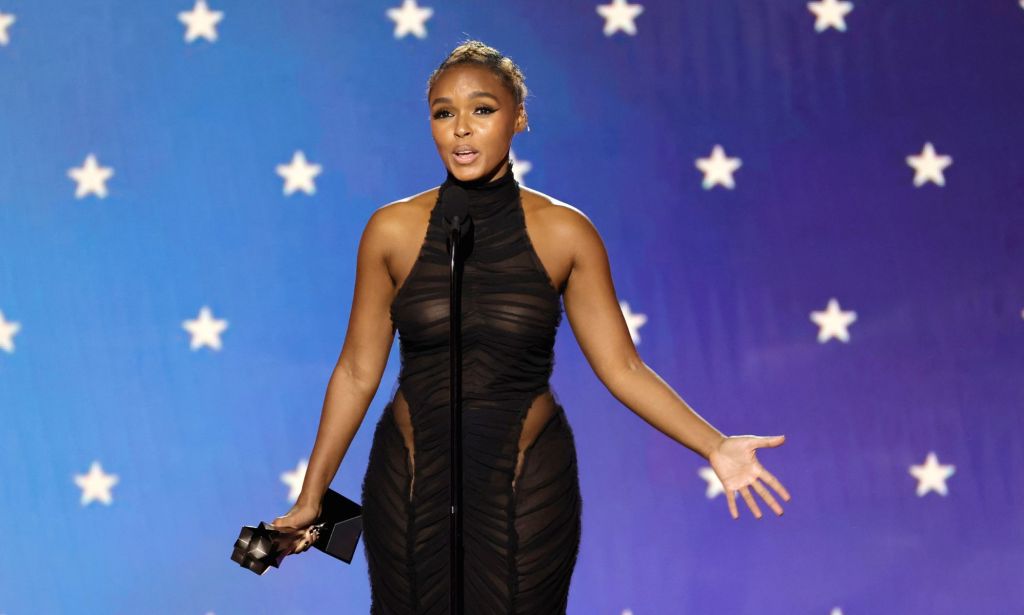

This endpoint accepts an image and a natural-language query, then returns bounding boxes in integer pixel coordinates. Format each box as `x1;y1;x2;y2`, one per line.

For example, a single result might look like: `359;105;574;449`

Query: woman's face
428;64;526;183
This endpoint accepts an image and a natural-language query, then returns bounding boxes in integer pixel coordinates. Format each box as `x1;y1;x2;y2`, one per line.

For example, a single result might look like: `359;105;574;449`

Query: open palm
708;434;791;519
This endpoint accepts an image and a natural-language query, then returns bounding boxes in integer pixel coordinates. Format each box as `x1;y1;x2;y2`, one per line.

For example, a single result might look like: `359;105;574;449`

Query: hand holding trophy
231;488;363;575
270;502;322;556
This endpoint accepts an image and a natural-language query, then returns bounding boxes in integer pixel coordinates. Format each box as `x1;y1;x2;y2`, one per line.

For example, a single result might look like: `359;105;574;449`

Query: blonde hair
426;40;529;114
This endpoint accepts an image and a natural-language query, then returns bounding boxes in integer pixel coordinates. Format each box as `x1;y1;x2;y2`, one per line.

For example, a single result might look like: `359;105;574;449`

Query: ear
514;104;528;134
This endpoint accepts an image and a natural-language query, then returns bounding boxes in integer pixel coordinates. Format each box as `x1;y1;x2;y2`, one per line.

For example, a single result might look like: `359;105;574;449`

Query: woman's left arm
558;207;791;518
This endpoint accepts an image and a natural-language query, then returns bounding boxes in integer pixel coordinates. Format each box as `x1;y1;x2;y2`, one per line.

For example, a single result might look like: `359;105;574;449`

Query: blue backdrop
1;1;1022;613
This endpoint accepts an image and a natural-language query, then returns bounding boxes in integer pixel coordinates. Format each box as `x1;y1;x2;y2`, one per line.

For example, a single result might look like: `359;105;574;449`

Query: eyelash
432;106;496;120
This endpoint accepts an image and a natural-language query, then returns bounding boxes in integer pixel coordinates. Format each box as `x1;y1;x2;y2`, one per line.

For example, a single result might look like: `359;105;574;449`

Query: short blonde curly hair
426;39;529;112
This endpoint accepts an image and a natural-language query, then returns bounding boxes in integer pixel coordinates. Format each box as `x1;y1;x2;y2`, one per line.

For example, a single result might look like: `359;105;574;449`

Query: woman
270;40;791;613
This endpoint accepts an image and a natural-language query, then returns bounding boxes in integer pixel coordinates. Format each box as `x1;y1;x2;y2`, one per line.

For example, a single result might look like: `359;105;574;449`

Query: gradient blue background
1;0;1022;613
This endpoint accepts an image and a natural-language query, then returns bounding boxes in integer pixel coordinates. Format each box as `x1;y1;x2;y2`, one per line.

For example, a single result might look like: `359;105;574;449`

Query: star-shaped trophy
232;488;362;575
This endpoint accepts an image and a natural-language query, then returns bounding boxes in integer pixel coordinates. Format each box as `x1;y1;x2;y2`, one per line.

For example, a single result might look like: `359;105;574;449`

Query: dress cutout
360;160;583;614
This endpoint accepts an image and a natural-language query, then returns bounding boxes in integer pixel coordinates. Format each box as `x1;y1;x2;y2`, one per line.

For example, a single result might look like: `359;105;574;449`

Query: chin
464;158;508;180
448;165;470;177
448;165;485;181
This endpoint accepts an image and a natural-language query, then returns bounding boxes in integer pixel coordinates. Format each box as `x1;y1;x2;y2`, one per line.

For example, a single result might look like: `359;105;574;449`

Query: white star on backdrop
178;0;224;43
509;149;532;185
68;154;115;199
596;0;645;37
0;310;20;353
831;609;844;615
620;301;648;344
810;298;857;343
909;451;955;496
387;0;433;39
276;150;323;196
281;459;308;502
182;306;229;350
807;0;853;32
0;11;15;46
74;461;120;506
906;142;952;187
698;466;726;498
695;144;742;190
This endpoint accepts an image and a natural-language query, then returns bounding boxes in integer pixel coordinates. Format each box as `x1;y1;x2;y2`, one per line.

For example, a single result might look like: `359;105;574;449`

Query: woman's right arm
291;205;401;513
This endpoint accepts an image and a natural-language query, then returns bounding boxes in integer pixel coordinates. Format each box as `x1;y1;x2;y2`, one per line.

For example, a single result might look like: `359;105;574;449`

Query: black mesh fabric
360;160;583;614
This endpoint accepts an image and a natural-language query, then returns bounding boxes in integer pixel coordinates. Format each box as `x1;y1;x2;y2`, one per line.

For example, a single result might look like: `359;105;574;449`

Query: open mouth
453;150;479;164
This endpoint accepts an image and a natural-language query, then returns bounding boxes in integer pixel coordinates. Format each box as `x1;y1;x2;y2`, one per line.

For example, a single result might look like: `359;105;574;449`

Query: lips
452;148;480;164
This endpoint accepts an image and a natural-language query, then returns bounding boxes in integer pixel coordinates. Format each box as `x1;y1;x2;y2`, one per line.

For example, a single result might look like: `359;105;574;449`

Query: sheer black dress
360;160;583;614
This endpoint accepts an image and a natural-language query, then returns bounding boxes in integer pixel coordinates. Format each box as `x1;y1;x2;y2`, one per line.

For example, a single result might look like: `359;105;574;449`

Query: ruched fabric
360;161;582;614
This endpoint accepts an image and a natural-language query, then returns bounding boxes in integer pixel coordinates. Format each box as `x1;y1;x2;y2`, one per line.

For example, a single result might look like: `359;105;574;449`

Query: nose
454;114;471;137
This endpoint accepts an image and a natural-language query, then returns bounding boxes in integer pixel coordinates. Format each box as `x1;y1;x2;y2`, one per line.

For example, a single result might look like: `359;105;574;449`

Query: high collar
441;157;520;217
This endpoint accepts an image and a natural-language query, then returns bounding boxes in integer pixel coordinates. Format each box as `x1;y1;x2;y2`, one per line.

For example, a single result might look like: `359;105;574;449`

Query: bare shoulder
374;186;440;224
366;186;441;250
364;187;442;288
520;186;600;250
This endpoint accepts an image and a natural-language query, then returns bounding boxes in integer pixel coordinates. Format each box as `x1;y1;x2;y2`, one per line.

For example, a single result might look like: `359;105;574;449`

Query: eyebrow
430;91;500;106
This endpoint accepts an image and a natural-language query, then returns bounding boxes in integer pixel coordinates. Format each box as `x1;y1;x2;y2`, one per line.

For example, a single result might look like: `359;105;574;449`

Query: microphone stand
447;212;466;615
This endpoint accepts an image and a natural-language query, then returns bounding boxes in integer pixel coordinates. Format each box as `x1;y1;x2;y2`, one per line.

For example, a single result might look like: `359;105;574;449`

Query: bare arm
294;206;400;509
560;209;726;460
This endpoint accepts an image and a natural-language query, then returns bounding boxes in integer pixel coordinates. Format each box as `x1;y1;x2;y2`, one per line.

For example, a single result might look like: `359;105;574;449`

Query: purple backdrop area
1;0;1022;613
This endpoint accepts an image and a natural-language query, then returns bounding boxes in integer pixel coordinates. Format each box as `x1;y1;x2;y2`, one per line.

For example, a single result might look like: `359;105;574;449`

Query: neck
440;155;519;218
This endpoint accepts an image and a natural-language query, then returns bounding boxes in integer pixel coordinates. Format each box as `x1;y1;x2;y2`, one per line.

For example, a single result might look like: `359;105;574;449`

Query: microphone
439;181;472;613
440;185;474;257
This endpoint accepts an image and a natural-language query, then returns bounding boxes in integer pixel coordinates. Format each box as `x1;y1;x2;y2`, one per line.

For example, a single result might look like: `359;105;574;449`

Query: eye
432;106;497;120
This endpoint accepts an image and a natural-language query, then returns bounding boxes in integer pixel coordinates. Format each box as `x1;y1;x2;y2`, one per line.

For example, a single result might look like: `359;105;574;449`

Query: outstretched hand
708;434;791;519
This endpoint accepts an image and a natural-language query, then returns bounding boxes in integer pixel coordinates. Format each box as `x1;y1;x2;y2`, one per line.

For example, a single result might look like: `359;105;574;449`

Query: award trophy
231;488;362;575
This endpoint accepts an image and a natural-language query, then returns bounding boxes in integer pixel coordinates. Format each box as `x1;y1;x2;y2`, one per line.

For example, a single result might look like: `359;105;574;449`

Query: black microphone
439;181;473;613
440;185;473;256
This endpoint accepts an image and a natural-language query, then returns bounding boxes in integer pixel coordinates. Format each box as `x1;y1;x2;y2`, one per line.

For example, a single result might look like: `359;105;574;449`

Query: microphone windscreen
441;185;470;223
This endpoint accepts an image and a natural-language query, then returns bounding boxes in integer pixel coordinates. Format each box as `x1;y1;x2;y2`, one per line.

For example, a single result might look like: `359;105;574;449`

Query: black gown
360;160;583;614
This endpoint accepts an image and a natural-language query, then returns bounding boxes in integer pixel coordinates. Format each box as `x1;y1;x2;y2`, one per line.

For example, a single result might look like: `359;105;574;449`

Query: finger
725;490;739;519
757;467;791;501
760;435;786;448
740;486;762;519
750;478;783;516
